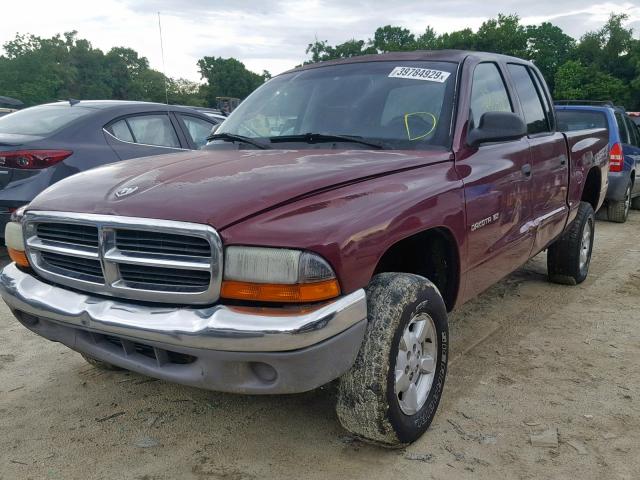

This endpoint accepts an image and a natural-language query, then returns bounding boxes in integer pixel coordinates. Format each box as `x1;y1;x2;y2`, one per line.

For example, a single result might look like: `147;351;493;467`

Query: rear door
506;63;569;254
104;112;188;160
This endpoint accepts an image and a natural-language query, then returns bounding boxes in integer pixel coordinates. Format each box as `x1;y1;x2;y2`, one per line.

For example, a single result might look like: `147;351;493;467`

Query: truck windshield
213;61;457;149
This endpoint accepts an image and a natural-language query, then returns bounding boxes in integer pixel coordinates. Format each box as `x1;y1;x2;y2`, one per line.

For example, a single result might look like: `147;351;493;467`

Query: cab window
507;64;550;135
469;63;512;130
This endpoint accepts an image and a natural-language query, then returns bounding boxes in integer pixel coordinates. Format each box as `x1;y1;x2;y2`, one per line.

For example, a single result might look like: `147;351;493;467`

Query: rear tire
81;354;123;371
607;183;631;223
336;273;448;446
547;201;595;285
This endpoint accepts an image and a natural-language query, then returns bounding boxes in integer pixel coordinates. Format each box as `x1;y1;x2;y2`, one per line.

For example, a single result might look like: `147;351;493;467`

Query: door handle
521;164;532;177
560;157;567;166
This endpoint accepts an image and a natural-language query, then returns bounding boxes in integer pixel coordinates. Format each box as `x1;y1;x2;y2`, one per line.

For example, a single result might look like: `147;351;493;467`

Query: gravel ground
0;213;638;480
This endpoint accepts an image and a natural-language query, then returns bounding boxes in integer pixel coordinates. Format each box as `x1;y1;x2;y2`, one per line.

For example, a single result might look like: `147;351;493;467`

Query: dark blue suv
556;102;640;223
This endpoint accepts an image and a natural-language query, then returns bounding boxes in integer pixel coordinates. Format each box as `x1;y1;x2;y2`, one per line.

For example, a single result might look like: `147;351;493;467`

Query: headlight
5;220;30;268
221;246;340;303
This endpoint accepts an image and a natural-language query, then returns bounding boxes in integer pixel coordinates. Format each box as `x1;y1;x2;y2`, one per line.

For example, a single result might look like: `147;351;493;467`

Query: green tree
475;14;528;58
554;60;628;104
525;22;575;90
197;56;269;105
371;25;416;52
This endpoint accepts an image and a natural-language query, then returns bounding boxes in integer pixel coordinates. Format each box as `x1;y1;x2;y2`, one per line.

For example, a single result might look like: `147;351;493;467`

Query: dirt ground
1;213;639;480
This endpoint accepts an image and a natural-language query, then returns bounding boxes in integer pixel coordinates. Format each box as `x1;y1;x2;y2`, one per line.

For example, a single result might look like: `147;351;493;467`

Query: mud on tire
336;273;449;446
547;201;595;285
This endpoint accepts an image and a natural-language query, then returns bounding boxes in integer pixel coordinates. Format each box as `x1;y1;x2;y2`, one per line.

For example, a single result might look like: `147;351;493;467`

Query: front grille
40;251;104;282
37;223;99;247
119;263;210;290
23;212;222;305
116;230;211;257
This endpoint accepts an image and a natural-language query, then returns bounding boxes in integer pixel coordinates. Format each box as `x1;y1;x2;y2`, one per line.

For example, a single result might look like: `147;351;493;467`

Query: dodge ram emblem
115;186;139;198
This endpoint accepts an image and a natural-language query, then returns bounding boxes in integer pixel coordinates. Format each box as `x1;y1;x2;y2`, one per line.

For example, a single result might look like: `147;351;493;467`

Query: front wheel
336;273;448;446
547;201;595;285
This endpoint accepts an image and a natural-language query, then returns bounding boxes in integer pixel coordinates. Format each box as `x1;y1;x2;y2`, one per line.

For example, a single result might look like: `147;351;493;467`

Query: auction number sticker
388;66;450;83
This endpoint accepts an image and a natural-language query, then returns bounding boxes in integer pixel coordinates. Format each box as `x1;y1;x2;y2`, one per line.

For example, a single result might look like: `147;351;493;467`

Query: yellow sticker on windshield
404;112;437;141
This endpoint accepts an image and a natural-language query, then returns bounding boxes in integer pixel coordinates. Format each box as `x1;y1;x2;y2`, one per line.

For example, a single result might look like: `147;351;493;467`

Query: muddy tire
607;183;631;223
81;354;123;371
547;201;595;285
336;273;448;446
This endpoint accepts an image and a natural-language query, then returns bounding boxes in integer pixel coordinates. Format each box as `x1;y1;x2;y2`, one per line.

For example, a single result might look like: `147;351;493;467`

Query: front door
458;62;534;299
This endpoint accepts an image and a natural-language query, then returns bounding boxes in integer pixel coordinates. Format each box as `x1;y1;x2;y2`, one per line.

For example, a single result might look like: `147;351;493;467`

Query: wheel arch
373;227;461;311
581;166;602;211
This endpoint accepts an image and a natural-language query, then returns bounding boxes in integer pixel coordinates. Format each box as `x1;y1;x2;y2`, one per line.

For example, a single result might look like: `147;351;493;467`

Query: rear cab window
0;104;93;136
106;114;180;148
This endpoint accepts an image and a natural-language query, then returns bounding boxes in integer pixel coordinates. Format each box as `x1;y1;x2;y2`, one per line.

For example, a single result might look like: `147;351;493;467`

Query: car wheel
547;201;595;285
336;272;448;446
81;353;124;371
607;183;631;223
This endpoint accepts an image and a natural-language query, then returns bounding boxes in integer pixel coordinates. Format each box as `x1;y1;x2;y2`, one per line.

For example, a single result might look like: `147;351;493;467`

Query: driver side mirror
467;111;526;147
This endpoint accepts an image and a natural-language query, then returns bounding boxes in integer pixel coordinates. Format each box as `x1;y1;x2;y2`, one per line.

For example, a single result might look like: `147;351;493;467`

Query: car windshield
213;60;458;149
0;104;93;136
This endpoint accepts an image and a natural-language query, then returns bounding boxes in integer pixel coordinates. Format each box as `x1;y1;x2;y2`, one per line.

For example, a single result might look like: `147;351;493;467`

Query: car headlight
5;217;29;268
221;246;340;303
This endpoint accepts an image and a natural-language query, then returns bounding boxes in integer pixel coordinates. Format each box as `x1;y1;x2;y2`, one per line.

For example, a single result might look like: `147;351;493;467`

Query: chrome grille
116;230;211;256
37;223;99;248
40;251;104;282
23;211;222;305
118;263;211;290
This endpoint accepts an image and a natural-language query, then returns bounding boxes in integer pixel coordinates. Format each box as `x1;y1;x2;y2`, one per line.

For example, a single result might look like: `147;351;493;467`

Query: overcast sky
2;1;639;81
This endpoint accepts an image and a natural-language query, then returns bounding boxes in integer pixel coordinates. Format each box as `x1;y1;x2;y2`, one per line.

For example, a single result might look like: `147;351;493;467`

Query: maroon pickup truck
1;51;608;445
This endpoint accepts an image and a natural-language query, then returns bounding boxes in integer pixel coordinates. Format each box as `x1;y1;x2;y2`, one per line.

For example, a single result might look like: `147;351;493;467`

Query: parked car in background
175;105;227;124
628;112;640;128
1;51;608;446
0;108;16;118
556;102;640;222
0;100;218;236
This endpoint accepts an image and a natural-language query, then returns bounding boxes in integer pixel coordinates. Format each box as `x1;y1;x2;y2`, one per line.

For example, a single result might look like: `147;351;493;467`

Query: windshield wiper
207;132;271;150
269;133;385;149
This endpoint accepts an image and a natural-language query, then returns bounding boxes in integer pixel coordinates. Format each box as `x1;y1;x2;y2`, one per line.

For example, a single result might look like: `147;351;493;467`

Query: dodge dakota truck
0;51;608;445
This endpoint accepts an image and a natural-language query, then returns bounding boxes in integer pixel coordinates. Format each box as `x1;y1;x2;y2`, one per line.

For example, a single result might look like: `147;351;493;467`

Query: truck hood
27;148;451;230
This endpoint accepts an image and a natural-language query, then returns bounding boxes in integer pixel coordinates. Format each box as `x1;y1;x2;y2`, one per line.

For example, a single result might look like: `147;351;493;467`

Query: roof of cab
284;50;534;75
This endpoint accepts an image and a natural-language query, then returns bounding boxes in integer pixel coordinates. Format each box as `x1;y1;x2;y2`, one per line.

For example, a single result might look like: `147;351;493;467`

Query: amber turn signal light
221;279;341;303
8;247;30;268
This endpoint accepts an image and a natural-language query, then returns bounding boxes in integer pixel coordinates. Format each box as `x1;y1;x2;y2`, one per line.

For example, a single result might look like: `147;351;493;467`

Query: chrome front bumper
0;263;367;352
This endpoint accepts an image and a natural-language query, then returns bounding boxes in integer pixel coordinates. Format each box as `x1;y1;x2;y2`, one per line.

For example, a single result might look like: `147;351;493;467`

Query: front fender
220;161;466;294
